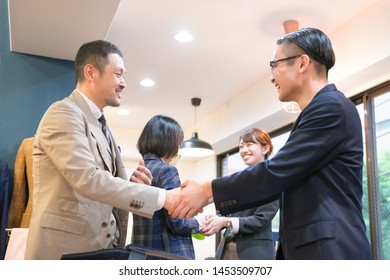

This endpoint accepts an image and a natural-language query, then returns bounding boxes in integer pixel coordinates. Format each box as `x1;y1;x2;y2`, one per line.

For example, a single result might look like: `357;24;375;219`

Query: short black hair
74;40;123;83
137;115;184;158
277;28;335;73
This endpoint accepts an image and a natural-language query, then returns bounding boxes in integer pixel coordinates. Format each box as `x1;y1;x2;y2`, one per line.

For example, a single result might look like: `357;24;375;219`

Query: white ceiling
8;0;381;131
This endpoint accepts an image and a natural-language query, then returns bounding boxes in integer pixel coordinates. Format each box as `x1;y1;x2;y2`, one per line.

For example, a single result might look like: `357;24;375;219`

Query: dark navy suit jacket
212;84;371;260
231;199;279;260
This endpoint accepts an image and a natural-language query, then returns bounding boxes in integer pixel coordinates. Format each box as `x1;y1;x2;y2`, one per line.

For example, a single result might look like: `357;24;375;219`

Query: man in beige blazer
24;40;173;260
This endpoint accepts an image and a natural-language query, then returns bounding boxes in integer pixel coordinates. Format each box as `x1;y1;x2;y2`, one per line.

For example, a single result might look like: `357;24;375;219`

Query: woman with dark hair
202;128;279;260
132;114;201;259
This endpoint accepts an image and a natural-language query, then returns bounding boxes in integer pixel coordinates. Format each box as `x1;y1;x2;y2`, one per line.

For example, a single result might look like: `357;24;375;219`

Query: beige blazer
24;90;160;260
8;137;34;228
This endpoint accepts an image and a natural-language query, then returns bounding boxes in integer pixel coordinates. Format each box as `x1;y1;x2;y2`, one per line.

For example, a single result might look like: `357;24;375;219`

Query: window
355;82;390;259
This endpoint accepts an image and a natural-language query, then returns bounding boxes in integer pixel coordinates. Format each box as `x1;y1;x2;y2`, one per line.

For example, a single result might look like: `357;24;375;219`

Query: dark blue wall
0;0;75;186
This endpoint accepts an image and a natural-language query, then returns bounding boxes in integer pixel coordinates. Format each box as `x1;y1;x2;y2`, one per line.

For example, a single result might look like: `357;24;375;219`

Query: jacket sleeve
238;199;279;234
165;213;200;235
157;164;200;235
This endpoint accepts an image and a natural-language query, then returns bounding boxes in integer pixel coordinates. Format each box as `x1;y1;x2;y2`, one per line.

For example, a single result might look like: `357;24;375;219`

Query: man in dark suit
167;28;372;259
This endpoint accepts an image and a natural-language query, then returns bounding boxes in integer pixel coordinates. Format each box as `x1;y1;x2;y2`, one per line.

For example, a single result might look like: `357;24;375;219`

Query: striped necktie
98;114;109;141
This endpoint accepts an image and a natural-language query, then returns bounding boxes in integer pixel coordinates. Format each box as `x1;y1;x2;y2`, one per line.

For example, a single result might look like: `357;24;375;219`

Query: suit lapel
70;91;115;174
94;127;115;174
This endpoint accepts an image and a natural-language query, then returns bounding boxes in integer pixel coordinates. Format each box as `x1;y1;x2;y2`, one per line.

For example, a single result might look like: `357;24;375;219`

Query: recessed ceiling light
174;31;193;43
118;108;130;115
139;78;155;87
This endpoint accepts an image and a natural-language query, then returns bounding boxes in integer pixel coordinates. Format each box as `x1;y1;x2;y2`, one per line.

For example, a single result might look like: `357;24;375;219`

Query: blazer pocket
40;213;87;235
292;219;335;248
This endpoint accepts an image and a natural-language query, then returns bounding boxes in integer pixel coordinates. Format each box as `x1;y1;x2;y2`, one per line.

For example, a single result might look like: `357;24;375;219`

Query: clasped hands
199;214;229;236
164;179;213;219
130;161;213;219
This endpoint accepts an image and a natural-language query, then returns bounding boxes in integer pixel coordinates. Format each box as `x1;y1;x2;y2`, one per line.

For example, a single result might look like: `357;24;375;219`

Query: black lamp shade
180;132;214;157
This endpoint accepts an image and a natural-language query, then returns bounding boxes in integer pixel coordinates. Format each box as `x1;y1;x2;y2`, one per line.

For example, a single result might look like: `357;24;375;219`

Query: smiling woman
201;128;279;260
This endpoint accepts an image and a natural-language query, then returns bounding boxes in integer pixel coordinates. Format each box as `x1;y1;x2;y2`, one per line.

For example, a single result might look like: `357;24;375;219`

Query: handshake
165;180;214;219
131;161;214;219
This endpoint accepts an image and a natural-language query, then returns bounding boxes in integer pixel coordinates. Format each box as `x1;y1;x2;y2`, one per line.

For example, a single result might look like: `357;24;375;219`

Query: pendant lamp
180;98;215;157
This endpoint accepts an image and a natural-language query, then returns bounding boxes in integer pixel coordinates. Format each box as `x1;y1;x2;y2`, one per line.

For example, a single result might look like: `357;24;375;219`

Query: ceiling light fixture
140;78;155;87
282;19;301;114
180;97;214;158
174;31;193;43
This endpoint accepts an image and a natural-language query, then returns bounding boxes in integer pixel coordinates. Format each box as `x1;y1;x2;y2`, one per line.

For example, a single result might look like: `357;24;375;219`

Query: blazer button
101;221;108;228
106;234;111;239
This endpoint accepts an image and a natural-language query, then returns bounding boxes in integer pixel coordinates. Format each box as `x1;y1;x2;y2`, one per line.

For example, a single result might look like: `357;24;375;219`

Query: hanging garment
8;137;34;228
0;160;11;259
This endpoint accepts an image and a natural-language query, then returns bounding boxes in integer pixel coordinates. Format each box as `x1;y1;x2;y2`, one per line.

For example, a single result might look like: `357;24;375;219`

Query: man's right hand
165;180;213;218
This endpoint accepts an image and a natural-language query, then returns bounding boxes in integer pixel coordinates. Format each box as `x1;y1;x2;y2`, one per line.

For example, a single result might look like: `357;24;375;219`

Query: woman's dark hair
277;27;335;74
137;114;184;158
74;40;123;83
239;128;273;160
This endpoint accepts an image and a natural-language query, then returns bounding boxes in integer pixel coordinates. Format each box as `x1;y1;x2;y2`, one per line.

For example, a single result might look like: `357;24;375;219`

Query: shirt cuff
156;189;166;211
230;217;239;234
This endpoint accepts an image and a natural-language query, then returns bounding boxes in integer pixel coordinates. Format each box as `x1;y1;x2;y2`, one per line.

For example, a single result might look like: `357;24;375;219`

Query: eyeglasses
269;55;302;72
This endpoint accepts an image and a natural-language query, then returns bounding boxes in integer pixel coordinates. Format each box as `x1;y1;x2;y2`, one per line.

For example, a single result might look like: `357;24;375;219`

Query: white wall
109;0;390;260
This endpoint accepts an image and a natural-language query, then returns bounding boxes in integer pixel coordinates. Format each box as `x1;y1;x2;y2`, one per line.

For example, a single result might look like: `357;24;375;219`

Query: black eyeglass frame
269;55;302;69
